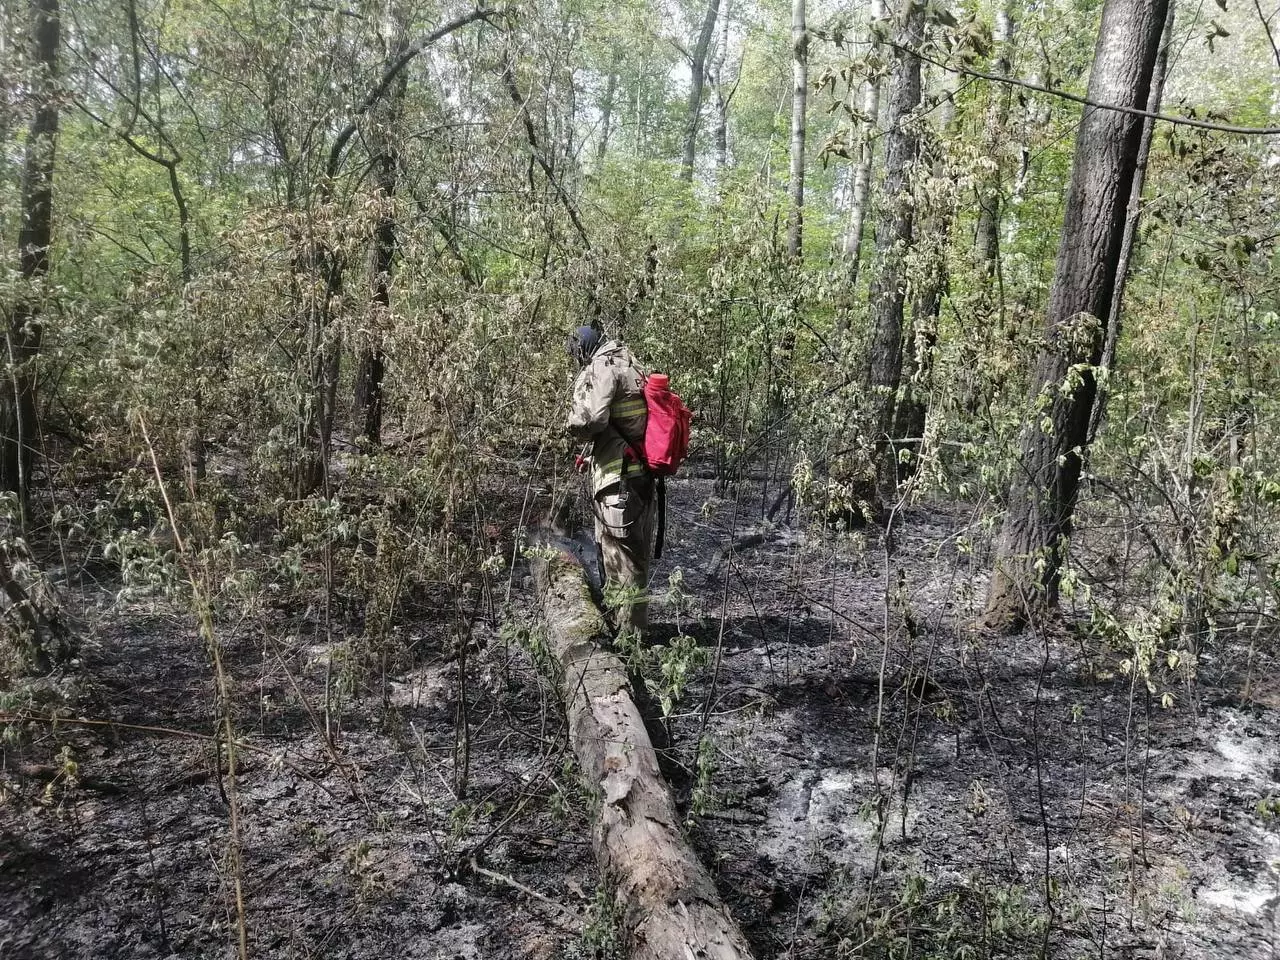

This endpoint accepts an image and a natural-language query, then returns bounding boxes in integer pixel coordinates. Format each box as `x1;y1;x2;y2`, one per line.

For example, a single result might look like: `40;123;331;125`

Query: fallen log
531;520;756;960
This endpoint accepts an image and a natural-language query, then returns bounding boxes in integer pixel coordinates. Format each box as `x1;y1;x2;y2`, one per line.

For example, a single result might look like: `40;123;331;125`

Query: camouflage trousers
593;476;657;636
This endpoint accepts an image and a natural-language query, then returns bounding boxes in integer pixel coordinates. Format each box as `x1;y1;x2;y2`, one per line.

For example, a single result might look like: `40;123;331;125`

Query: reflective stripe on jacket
567;339;648;494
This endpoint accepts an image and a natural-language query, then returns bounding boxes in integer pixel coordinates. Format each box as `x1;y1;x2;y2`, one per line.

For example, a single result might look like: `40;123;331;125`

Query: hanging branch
1253;0;1280;71
325;8;499;181
71;2;194;283
892;40;1280;136
500;49;593;249
76;99;192;283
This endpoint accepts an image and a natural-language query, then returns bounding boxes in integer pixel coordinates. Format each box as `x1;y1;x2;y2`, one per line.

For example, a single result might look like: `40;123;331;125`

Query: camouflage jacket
567;338;648;495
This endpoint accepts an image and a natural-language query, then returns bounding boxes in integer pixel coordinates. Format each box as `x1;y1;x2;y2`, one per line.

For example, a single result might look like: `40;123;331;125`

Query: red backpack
641;373;692;476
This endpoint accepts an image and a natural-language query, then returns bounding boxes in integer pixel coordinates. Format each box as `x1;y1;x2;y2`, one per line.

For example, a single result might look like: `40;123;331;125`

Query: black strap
654;476;666;560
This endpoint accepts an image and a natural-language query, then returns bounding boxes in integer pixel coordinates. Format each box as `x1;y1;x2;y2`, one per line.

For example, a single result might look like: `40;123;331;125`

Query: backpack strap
653;476;666;560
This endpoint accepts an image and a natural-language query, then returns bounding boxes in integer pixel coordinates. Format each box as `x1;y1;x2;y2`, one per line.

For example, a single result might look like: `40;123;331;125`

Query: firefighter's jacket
567;338;648;496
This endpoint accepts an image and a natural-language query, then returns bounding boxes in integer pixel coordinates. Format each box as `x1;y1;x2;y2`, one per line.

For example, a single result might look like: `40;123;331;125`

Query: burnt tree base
531;522;755;960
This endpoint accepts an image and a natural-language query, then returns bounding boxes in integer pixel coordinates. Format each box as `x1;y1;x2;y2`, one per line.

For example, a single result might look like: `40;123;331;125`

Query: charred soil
1;478;1276;959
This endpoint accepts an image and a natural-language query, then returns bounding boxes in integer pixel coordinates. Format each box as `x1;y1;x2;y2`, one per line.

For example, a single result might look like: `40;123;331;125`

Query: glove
574;454;589;474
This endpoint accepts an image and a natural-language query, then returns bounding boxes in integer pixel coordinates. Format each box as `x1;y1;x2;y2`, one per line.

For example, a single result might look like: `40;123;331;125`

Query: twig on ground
469;857;582;923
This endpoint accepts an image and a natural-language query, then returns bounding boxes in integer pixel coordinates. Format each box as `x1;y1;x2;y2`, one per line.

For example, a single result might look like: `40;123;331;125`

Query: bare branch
500;48;592;249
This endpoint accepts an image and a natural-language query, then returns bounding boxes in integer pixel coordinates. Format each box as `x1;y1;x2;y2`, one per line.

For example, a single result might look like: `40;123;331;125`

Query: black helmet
567;326;602;365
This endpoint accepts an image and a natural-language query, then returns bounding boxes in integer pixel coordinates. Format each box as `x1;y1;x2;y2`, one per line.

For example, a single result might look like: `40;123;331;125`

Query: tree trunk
985;0;1170;630
680;0;723;182
0;526;73;674
3;0;59;503
0;26;9;164
785;0;808;258
712;79;730;174
861;3;922;499
295;243;343;498
355;14;410;448
597;47;621;169
973;2;1013;280
531;516;756;960
892;74;956;475
839;0;886;303
353;233;390;447
1088;0;1175;441
709;0;732;178
299;9;491;488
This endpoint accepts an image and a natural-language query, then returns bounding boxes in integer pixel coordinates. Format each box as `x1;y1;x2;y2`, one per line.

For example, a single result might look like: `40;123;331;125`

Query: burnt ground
2;475;1279;959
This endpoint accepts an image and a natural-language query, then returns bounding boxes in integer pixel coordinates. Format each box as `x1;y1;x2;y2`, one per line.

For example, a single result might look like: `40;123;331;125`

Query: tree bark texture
1088;0;1175;441
786;0;808;258
3;0;59;501
531;523;756;960
985;0;1170;630
861;3;922;497
840;0;887;300
680;0;723;182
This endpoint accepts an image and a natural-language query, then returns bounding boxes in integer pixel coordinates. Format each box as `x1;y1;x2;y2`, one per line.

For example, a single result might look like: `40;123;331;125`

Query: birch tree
841;0;887;295
786;0;808;258
680;0;723;182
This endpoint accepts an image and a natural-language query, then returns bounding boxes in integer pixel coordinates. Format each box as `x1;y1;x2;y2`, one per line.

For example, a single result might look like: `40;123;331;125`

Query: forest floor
1;473;1278;959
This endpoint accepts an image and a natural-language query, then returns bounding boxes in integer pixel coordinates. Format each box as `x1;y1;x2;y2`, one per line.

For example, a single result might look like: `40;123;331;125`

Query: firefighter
566;325;656;636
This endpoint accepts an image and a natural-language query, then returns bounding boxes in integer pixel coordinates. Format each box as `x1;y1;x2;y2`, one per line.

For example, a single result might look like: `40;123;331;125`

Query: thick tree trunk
531;518;755;960
891;279;941;460
0;0;75;675
985;0;1169;630
861;4;922;498
1088;0;1175;441
352;219;393;448
712;80;730;173
839;0;886;304
680;0;723;182
785;0;808;258
3;0;59;502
